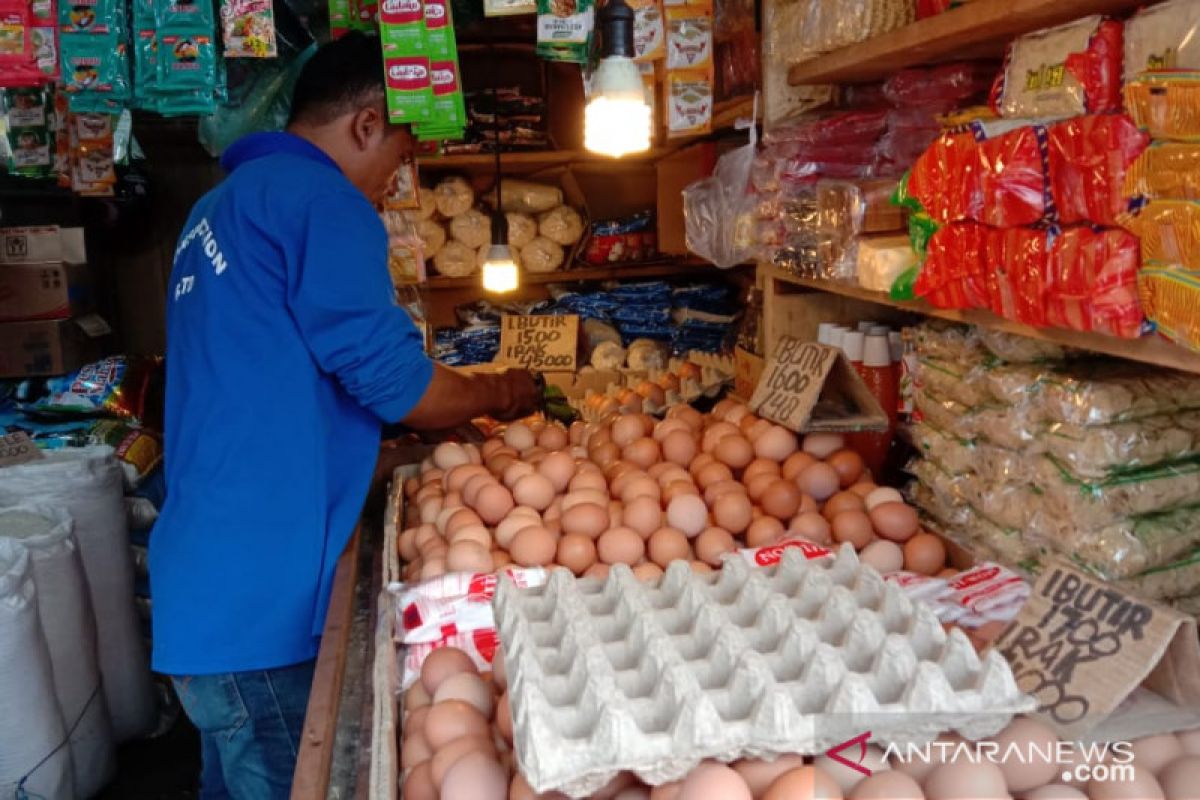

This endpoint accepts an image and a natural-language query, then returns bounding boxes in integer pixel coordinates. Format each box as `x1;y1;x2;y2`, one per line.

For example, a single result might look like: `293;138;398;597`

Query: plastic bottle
850;333;897;476
841;331;865;374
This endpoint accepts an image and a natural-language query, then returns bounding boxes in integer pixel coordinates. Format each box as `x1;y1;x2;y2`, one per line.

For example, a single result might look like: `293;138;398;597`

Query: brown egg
713;492;754;533
702;422;741;453
492;549;512;569
510;527;557;566
563;488;610;511
746;516;785;548
502;460;536;489
801;433;845;460
848;481;877;499
475;484;515;525
624;497;663;537
424;700;490;750
431;735;498;787
761;480;803;519
447;541;494;573
561;503;610;538
705;479;748;507
668;403;702;429
590;441;622;468
624;437;662;469
763;767;842;800
1158;755;1200;800
745;473;779;503
440;751;508;800
789;512;832;545
754;426;799;462
715;436;755;469
688;452;717;477
743;458;781;483
825;449;865;488
650;781;682;800
781;451;817;481
870;503;920;543
598;527;646;565
649;527;692;568
661;430;699;467
537;451;576;492
399;528;420;562
486;454;516;476
796;462;840;501
690;560;713;574
696;461;736;490
612;415;646;448
864;487;905;511
822;491;865;519
557;533;598;575
403;761;438;800
859;540;904;574
679;763;752;800
401;731;433;770
831;511;874;550
846;771;924;799
495;692;512;742
733;755;808;798
584;562;612;581
633;562;665;582
495;514;537;550
570;470;609;494
510;773;572;800
667;494;709;537
421;647;477;695
420;558;447;580
696;527;737;566
620;475;662;504
904;532;946;575
447;464;490;494
512;474;555;511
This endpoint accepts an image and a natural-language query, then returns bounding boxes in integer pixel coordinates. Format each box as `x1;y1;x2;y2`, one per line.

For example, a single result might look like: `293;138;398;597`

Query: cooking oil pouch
1125;71;1200;141
535;0;593;63
157;31;216;89
1125;142;1200;201
1121;199;1200;270
1139;265;1200;353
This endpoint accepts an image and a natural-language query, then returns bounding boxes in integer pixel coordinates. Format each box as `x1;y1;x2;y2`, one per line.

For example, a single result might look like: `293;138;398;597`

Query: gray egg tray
494;545;1035;797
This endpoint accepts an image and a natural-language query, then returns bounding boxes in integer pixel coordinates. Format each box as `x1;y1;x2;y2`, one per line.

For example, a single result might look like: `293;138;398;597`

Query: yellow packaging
1122;199;1200;269
665;4;711;71
1126;71;1200;141
1139;266;1200;352
639;61;657;133
666;68;711;138
630;0;664;61
1125;142;1200;200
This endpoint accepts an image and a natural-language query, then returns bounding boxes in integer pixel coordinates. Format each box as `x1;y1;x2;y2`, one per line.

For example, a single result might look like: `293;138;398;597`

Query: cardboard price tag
996;559;1200;738
0;431;44;466
748;338;887;433
497;314;579;372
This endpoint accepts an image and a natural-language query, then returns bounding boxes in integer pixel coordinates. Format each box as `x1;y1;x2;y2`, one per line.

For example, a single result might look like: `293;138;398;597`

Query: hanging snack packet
666;68;711;137
535;0;593;64
30;0;58;81
58;0;120;33
666;5;711;71
4;87;53;177
155;0;214;30
484;0;534;17
0;0;44;87
52;88;70;184
17;356;163;424
219;0;276;57
157;32;216;89
419;0;465;140
61;32;131;111
630;0;663;62
329;0;350;37
380;0;432;123
1139;266;1200;353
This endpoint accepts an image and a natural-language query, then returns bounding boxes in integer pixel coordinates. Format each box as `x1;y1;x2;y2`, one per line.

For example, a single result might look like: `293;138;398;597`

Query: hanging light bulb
481;239;519;293
585;0;650;158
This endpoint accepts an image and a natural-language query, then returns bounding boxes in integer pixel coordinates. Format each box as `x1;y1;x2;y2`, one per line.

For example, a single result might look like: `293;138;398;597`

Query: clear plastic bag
683;114;758;268
1119;548;1200;601
1034;360;1200;425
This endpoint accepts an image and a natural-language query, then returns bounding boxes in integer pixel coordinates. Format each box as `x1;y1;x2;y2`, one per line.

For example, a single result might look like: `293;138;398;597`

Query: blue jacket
149;132;433;675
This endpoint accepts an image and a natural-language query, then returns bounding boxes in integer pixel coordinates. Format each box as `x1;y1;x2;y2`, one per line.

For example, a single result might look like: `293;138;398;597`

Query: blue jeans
173;660;315;800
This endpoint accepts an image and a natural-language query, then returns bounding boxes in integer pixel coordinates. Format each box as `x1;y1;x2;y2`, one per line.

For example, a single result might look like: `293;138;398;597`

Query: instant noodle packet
1121;199;1200;269
1125;141;1200;200
1126;71;1200;141
1139;266;1200;352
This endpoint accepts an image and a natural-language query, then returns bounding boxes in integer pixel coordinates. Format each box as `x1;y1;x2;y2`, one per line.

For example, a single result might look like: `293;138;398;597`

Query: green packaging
417;0;464;139
380;0;432;123
157;32;216;89
536;0;593;63
3;87;53;178
60;31;131;111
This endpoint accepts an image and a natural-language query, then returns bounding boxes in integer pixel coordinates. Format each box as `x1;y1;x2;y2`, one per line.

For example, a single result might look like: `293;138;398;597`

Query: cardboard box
0;316;109;378
0;261;97;321
655;143;717;255
733;346;764;402
0;226;86;265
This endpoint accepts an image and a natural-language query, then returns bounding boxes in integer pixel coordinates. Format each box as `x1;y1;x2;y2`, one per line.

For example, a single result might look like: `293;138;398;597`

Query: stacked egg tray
495;545;1035;798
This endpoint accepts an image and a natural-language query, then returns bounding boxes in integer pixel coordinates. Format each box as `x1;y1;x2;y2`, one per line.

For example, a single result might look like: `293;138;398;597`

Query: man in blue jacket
149;32;539;799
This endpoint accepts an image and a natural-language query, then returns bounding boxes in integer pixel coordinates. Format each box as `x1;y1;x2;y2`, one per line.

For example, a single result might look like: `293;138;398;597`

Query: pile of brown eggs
401;642;1200;800
400;399;951;583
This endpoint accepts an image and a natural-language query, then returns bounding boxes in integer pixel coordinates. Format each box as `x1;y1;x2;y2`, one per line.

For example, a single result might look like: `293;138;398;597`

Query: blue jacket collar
221;132;341;174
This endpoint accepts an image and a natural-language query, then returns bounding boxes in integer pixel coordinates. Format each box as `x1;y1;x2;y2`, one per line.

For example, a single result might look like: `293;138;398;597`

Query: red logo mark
825;732;873;777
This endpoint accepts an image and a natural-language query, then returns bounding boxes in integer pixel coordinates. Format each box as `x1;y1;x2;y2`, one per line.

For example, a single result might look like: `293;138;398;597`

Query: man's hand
491;369;540;421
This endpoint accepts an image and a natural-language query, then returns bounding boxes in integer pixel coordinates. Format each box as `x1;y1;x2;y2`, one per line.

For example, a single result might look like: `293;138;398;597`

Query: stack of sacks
906;323;1200;612
411;176;585;279
1121;0;1200;352
904;14;1153;337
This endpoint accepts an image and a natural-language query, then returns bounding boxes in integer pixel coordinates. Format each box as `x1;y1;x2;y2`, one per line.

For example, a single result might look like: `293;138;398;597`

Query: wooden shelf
787;0;1153;84
420;259;745;289
417;148;674;170
762;266;1200;375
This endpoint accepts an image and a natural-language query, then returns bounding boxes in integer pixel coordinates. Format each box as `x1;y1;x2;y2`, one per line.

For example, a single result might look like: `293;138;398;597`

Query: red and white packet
885;563;1030;627
389;566;548;645
735;538;834;567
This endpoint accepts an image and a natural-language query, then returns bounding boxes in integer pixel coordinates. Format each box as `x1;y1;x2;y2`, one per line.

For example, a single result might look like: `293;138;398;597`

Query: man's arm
402;364;539;429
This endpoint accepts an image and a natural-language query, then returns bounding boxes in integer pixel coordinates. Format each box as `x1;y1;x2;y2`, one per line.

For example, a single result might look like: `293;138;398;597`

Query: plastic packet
1044;226;1143;339
219;0;275;56
1139;265;1200;353
1118;548;1200;602
682;113;755;267
420;0;467;141
735;538;833;568
58;0;121;33
1125;142;1200;201
156;32;216;89
995;16;1123;120
3;87;53;177
883;62;996;112
381;0;432;123
60;32;131;111
583;210;658;265
388;567;548;645
630;0;663;61
1122;199;1200;269
1125;71;1200;141
974;125;1047;227
536;0;593;63
16;355;163;425
666;5;711;71
1047;114;1148;227
69;111;117;194
1124;0;1200;83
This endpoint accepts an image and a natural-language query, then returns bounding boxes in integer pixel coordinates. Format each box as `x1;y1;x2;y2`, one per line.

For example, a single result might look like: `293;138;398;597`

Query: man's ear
350;105;386;150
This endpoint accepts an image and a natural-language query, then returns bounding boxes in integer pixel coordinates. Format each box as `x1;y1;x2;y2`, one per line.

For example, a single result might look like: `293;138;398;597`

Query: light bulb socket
491;207;508;246
599;0;635;59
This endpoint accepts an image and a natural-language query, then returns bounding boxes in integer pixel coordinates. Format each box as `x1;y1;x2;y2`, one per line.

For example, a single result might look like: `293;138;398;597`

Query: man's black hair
289;31;387;126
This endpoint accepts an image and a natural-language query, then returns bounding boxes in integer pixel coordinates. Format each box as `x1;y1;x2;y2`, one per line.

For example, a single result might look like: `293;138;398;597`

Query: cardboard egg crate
495;545;1034;798
550;353;733;421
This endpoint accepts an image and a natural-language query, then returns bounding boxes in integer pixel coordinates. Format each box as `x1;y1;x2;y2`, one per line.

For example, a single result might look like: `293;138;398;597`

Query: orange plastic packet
1121;199;1200;269
1124;142;1200;200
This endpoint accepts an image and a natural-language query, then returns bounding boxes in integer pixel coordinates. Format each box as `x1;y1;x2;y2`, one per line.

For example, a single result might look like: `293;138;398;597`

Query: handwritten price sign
0;431;44;467
497;314;579;372
749;338;840;431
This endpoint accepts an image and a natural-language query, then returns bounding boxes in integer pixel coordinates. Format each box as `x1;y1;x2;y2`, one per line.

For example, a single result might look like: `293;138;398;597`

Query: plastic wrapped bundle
433;176;475;218
1139;266;1200;352
0;447;155;742
433;241;477;278
1121;200;1200;270
1047;114;1148;227
538;206;585;246
0;505;116;797
1125;72;1200;141
1124;0;1200;82
416;218;446;260
520;237;565;273
1125;143;1200;201
506;212;537;249
449;209;491;249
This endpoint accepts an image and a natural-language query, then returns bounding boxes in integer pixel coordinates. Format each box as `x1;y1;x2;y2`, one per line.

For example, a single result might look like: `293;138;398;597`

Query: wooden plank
762;266;1200;375
291;526;362;800
787;0;1153;85
419;259;747;290
417;148;674;171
